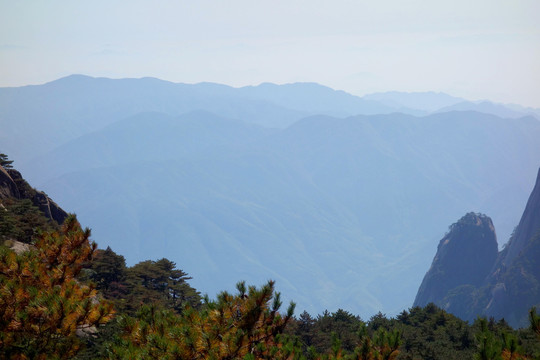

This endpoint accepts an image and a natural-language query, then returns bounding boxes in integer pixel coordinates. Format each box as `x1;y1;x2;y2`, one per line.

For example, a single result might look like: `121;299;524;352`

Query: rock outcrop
481;168;540;326
414;168;540;327
0;166;20;199
414;212;498;307
31;190;68;225
0;167;68;225
498;168;540;267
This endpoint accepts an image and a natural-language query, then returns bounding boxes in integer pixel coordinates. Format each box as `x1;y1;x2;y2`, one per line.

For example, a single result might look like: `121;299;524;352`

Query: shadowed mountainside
414;169;540;327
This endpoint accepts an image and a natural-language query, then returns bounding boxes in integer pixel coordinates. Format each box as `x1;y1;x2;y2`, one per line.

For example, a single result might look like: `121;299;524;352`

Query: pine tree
530;307;540;340
90;246;127;292
108;280;297;359
0;153;14;169
500;331;522;360
372;328;401;360
0;215;114;359
122;258;201;315
474;318;502;360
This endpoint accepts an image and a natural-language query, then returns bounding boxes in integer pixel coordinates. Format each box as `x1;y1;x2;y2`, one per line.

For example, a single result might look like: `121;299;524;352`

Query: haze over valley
2;75;540;317
3;2;540;358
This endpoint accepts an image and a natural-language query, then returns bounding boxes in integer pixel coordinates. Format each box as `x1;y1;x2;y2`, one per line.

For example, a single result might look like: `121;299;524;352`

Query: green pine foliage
531;308;540;339
0;198;58;244
0;216;114;359
0;156;62;245
105;281;297;359
0;153;14;169
86;246;127;294
123;258;201;314
85;251;201;316
283;304;540;360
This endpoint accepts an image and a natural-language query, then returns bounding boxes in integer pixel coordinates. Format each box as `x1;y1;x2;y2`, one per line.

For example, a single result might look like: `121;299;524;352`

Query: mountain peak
414;169;540;327
47;74;95;85
414;212;498;308
362;91;464;112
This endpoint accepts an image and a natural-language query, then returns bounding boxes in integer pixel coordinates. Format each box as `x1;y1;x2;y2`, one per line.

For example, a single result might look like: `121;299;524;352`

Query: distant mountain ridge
414;169;540;327
2;75;538;165
2;75;540;318
237;82;396;117
362;91;465;113
435;100;538;119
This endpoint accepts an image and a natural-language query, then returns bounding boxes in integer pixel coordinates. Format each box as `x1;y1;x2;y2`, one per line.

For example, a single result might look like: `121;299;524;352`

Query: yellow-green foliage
109;280;298;359
0;215;114;359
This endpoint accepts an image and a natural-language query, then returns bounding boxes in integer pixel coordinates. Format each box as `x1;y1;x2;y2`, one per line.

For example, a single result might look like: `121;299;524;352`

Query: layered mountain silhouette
415;169;540;327
435;101;539;119
362;91;464;113
0;74;398;163
2;75;540;318
2;75;537;164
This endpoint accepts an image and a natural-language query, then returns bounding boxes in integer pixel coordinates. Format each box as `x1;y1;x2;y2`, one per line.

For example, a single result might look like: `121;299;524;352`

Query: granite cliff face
497;168;540;267
414;213;498;308
0;167;20;199
482;168;540;326
0;166;67;225
415;169;540;327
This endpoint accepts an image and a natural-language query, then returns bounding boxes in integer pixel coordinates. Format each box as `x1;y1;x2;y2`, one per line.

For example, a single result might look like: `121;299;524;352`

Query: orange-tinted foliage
0;215;114;359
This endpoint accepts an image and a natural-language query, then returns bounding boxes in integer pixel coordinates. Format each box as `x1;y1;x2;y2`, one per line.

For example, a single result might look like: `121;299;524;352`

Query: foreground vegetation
1;217;539;359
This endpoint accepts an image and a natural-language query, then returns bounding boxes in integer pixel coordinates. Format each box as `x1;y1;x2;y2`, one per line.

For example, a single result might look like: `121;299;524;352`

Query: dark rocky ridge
414;168;540;327
0;167;67;225
0;167;20;199
481;168;540;326
414;212;498;307
498;168;540;267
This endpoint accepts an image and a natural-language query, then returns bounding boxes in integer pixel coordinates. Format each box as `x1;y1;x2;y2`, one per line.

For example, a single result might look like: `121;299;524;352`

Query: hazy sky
1;0;539;107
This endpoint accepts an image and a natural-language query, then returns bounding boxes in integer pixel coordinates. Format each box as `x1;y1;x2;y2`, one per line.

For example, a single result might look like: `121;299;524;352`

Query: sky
1;0;540;107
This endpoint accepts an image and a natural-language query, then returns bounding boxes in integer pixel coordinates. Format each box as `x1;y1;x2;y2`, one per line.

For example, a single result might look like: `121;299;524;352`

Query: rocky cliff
482;168;540;326
0;166;68;226
0;166;20;199
414;212;498;307
414;168;540;327
498;168;540;267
